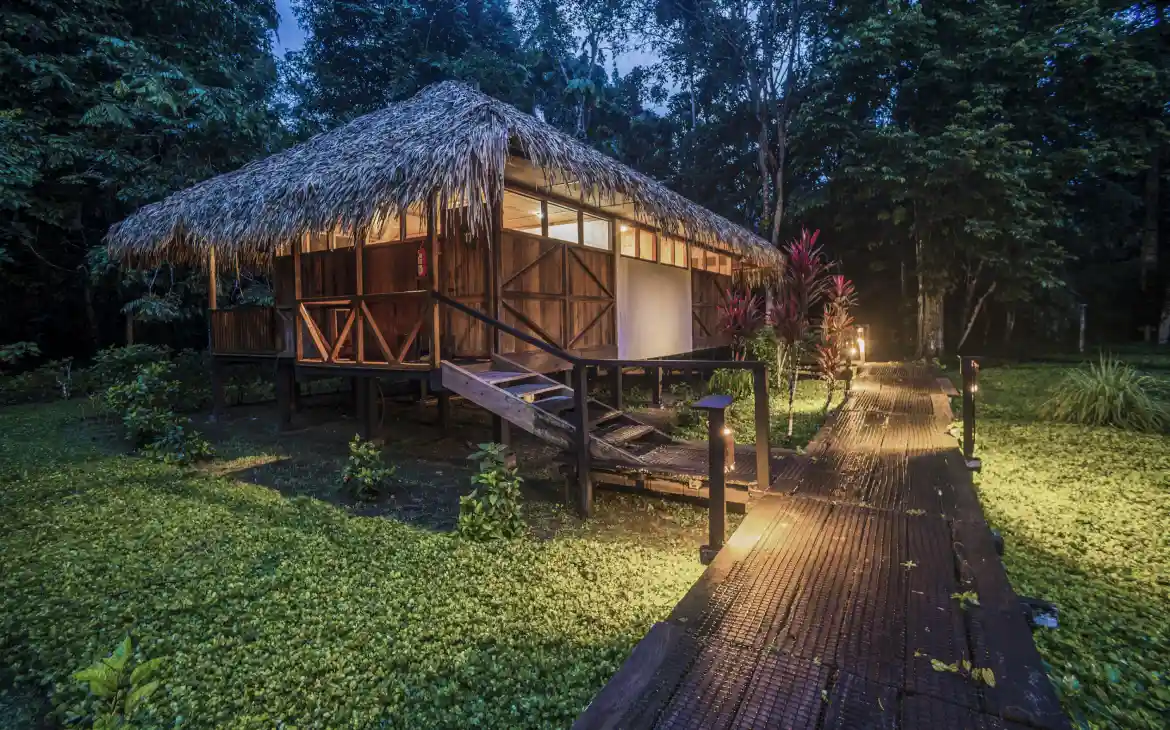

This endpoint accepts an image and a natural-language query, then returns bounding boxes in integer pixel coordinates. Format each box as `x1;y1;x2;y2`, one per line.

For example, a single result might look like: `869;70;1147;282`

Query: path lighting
960;356;981;472
694;394;733;565
722;426;736;473
856;325;867;364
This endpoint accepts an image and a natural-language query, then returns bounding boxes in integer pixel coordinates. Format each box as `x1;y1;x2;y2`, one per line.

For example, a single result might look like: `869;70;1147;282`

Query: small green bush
88;345;173;391
341;434;396;500
458;443;526;541
69;635;163;730
707;368;753;399
1040;357;1169;432
102;361;212;465
0;341;41;366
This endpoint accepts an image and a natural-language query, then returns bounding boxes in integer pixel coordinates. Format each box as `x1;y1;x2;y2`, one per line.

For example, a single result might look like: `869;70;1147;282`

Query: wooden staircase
440;354;674;465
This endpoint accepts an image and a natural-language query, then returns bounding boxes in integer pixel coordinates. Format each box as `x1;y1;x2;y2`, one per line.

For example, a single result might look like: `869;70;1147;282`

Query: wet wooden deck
575;364;1068;730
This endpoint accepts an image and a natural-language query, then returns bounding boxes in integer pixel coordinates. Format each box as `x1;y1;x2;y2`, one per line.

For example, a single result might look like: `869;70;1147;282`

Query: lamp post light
960;356;981;471
695;394;733;564
855;325;867;364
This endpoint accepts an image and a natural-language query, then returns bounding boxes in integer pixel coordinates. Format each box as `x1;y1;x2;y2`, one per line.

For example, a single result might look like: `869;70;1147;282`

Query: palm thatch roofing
106;81;781;269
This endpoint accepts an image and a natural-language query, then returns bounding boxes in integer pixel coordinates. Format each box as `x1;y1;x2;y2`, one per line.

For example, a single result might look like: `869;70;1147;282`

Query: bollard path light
695;394;733;565
960;356;981;471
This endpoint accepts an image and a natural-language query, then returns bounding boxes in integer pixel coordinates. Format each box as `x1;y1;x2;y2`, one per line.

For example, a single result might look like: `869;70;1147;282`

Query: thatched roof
107;82;781;269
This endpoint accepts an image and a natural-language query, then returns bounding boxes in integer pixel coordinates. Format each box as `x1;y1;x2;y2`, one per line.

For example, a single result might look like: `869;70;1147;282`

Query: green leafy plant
951;590;981;610
458;443;526;541
341;434;396;500
102;361;212;465
0;341;40;367
1040;357;1168;432
88;345;173;391
70;635;164;729
707;368;753;400
929;657;997;688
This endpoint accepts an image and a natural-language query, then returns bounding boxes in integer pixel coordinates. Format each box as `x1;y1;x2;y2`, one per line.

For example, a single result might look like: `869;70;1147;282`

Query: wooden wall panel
501;232;563;295
567;247;614;299
300;249;355;298
569;301;615;350
364;243;419;295
501;299;563;352
692;269;732;342
440;208;489;358
274;257;295;306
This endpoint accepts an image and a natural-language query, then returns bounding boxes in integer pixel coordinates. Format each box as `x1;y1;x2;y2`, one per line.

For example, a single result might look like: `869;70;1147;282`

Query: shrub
707;368;753;400
341;434;396;500
458;443;526;541
88;345;172;390
69;635;163;730
1040;357;1169;432
102;361;212;464
0;341;40;366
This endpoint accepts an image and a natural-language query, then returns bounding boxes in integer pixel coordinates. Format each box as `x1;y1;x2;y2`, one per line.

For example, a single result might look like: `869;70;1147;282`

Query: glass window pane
619;223;636;256
405;208;428;238
637;229;656;261
582;213;610;250
502;191;543;235
674;240;687;267
369;214;401;244
546;202;579;244
658;236;674;265
333;227;355;249
705;250;719;272
720;254;733;276
306;231;329;252
690;245;704;269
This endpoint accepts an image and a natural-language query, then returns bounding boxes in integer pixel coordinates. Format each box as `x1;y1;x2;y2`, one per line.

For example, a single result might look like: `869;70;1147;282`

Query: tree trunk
125;313;134;346
956;281;997;351
1003;308;1016;345
1141;148;1159;291
1159;285;1170;345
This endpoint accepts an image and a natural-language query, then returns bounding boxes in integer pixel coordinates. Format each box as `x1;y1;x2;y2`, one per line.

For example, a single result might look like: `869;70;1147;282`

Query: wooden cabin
108;82;783;514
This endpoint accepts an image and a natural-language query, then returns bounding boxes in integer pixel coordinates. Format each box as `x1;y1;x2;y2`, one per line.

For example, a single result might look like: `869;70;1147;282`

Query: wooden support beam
363;377;379;439
752;365;770;491
572;362;592;518
428;193;441;367
208;248;218;311
276;360;294;431
492;414;511;446
489;183;503;354
437;390;452;434
650;366;662;407
293;233;304;360
355;227;366;362
610;366;623;410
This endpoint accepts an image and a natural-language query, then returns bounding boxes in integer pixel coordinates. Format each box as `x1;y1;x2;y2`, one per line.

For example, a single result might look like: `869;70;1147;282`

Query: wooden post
488;186;503;354
437;390;451;433
572;362;593;518
363;377;379;439
208;249;218;311
610;366;623;410
651;366;663;407
355;227;366;364
276;360;294;431
492;414;511;446
293;233;304;361
695;394;732;564
752;364;770;490
210;358;226;422
961;356;980;471
427;193;441;367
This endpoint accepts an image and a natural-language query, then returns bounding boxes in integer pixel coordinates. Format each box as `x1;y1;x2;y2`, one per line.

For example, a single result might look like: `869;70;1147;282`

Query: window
545;202;579;244
333;227;355;249
503;191;544;235
674;239;688;268
404;207;428;238
658;235;676;265
306;231;330;252
719;253;733;276
369;213;401;244
690;245;705;270
618;223;636;256
276;241;292;257
637;229;656;261
582;213;611;250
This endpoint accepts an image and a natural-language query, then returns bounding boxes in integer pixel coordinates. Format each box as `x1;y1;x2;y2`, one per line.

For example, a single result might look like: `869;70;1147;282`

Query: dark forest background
2;0;1168;361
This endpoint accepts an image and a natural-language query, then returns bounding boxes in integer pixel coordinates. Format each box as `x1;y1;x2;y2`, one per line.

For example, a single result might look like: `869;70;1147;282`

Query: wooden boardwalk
575;364;1069;730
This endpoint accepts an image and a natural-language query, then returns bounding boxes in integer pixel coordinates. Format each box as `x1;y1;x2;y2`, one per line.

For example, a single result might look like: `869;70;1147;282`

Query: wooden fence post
573;362;593;518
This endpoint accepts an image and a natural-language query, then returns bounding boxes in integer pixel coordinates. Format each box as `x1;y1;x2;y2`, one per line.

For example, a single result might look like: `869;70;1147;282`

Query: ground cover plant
0;400;706;729
674;375;842;449
967;360;1170;729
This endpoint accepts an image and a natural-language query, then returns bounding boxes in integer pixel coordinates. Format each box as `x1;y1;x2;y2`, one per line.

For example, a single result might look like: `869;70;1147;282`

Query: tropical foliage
1040;357;1169;431
457;442;527;541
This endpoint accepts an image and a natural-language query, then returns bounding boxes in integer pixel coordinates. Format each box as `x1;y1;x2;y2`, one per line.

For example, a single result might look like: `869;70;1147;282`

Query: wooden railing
295;291;433;370
211;307;293;356
432;292;771;518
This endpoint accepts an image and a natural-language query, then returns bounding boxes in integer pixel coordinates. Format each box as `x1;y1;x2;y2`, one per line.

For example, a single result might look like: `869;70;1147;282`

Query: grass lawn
969;361;1170;729
0;400;710;729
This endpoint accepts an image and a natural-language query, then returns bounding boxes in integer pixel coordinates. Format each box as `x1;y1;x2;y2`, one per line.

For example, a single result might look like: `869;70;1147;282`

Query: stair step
599;423;655;444
503;382;567;401
479;370;537;385
535;395;575;414
589;410;625;428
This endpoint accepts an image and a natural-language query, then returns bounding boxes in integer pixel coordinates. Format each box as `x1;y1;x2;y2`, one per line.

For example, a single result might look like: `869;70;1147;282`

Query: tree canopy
1;0;1167;357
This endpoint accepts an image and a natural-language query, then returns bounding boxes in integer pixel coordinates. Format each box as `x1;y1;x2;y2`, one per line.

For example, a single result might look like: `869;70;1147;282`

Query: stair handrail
431;291;765;374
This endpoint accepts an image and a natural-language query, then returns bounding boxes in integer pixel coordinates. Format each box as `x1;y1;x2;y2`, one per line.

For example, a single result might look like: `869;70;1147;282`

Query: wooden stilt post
437;390;451;433
651;366;663;407
752;364;770;490
276;360;294;431
492;414;511;446
572;362;592;518
610;366;623;410
363;377;379;439
695;394;732;564
210;359;226;421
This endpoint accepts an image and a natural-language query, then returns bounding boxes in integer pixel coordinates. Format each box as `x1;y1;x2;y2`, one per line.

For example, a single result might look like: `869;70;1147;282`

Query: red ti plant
817;275;858;410
718;289;763;360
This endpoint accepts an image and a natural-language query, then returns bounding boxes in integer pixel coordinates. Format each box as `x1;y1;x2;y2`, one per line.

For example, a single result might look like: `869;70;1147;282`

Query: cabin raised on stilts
106;82;784;515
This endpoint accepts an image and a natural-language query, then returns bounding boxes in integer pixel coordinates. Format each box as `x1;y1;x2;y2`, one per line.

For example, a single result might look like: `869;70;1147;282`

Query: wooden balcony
210;307;293;357
295;291;435;371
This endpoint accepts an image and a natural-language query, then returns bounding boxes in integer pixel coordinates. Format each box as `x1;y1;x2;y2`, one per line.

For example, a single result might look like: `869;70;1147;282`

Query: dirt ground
195;390;738;549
